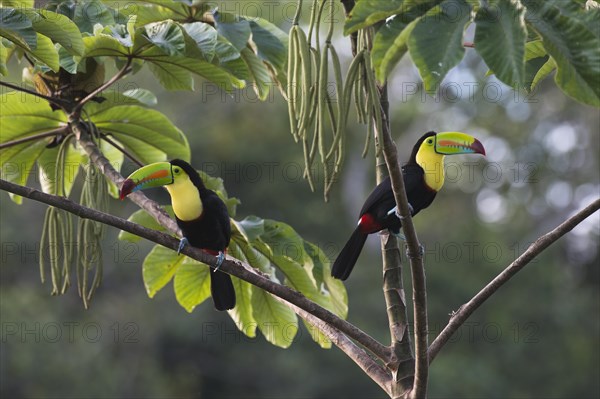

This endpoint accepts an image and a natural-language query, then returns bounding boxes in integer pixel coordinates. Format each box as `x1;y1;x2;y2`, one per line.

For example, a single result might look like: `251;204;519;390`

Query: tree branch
0;80;70;109
71;57;133;116
428;198;600;363
375;86;415;397
69;120;182;237
0;178;392;365
376;85;429;399
0;127;68;150
281;299;392;396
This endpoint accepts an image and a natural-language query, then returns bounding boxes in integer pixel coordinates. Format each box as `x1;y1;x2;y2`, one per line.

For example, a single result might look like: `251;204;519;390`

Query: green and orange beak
434;132;486;156
119;162;174;200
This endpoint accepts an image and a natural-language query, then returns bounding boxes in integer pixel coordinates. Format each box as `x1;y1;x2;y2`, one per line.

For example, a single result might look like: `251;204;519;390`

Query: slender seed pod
364;51;383;156
325;44;344;162
296;28;313;138
287;26;299;140
302;136;315;192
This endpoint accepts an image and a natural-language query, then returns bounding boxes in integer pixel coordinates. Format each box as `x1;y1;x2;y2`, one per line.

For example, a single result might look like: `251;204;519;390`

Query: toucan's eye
427;139;433;144
174;168;181;174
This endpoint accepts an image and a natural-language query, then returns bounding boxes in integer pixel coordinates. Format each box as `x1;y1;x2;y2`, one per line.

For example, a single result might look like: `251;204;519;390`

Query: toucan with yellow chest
119;159;236;311
331;131;486;280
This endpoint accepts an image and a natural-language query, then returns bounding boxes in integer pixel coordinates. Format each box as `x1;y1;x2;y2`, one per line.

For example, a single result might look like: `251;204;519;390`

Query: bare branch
0;178;392;365
376;84;429;398
0;80;70;109
428;198;600;363
0;127;68;150
281;299;392;396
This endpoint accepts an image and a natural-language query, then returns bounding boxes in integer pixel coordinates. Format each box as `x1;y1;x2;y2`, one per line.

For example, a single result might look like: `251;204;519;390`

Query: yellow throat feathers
415;142;445;192
165;173;203;221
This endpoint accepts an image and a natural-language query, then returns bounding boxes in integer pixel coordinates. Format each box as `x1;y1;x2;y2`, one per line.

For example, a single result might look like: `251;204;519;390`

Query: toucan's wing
359;166;424;219
202;191;232;245
359;176;394;217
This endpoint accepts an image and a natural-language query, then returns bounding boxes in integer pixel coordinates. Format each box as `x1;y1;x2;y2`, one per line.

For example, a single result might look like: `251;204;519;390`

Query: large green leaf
408;0;471;92
73;0;115;34
372;17;417;82
304;242;348;319
0;7;36;50
240;47;270;101
251;285;298;348
82;34;131;57
0;40;7;75
143;20;186;56
29;32;59;71
138;46;246;92
182;21;217;61
1;140;47;204
173;258;211;312
1;1;35;7
118;206;176;243
344;0;408;34
247;17;287;71
214;12;251;51
227;241;257;338
142;245;184;298
531;57;557;90
87;104;191;163
0;92;66;144
474;0;526;88
23;9;84;56
523;0;600;106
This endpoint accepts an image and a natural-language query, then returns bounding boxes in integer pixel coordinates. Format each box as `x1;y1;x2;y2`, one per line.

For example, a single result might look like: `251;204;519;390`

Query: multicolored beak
119;162;174;200
434;132;486;156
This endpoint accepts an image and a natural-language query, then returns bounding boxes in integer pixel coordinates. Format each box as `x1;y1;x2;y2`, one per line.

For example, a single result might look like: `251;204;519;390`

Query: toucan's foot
388;203;414;220
389;229;406;241
177;237;189;255
214;251;225;272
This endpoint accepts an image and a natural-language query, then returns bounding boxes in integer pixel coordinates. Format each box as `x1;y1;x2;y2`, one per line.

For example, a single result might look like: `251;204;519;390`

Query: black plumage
170;160;236;311
331;133;438;280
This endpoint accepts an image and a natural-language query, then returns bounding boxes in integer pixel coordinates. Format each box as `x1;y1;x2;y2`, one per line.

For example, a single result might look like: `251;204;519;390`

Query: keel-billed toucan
119;159;236;311
331;131;486;280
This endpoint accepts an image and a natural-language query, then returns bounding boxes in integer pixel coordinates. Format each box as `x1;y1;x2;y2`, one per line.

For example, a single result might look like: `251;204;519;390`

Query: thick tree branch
282;300;392;396
376;84;429;399
428;198;600;363
0;127;68;150
375;87;415;398
0;178;392;365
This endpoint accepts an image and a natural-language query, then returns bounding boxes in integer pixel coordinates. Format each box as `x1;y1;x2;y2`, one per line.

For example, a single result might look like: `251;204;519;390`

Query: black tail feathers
211;271;236;311
331;227;368;280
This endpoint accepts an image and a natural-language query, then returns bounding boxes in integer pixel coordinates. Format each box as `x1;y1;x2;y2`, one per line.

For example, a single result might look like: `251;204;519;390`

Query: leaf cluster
348;0;599;106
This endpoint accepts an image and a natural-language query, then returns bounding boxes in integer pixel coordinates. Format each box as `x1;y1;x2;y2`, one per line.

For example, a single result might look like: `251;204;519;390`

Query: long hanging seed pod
39;137;74;295
364;50;384;156
77;160;107;309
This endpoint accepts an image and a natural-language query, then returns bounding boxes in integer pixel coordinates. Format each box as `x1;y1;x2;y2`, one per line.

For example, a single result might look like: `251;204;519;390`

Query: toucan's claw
177;237;189;255
389;229;406;241
214;252;225;272
388;203;415;220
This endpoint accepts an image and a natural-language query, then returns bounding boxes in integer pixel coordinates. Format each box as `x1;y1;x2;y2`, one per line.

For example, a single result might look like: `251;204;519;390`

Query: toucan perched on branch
331;131;486;280
119;159;236;311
